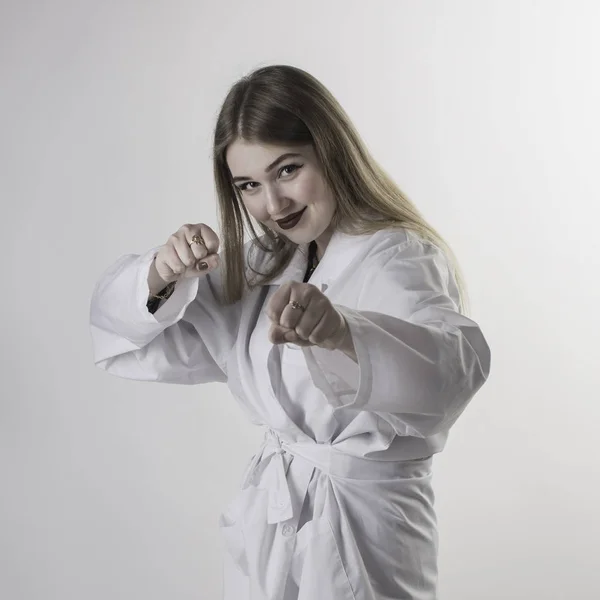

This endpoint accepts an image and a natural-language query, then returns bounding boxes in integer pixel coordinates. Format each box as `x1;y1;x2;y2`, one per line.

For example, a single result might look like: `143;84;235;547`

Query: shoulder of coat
361;227;448;271
364;226;413;255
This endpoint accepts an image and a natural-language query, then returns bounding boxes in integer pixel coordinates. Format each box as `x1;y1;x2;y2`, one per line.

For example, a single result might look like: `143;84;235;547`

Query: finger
171;232;198;269
279;302;306;331
266;282;293;323
306;309;335;347
285;293;324;339
179;225;208;262
290;337;314;347
199;252;220;271
189;238;209;262
268;323;288;345
272;283;315;329
283;329;313;346
183;223;220;255
162;243;187;277
154;249;178;279
269;324;310;346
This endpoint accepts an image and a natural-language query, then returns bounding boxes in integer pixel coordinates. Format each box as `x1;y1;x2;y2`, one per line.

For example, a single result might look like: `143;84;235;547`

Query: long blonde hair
212;65;470;315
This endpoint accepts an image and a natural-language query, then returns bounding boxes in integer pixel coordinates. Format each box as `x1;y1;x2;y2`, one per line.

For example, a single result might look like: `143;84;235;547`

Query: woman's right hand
148;223;221;293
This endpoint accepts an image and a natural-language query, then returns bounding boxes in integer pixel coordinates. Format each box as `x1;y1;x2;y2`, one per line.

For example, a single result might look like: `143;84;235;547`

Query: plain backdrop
2;1;599;598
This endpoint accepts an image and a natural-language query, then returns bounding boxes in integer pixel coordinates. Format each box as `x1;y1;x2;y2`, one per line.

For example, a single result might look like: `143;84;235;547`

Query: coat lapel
259;229;374;293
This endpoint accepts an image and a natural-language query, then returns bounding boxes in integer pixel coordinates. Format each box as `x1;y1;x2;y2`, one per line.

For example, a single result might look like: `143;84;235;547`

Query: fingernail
198;262;208;270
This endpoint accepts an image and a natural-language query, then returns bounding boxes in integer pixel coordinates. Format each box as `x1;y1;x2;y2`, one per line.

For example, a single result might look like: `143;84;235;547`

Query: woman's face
226;139;337;251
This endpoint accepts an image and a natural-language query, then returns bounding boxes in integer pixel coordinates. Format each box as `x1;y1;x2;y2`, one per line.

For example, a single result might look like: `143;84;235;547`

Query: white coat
90;226;491;600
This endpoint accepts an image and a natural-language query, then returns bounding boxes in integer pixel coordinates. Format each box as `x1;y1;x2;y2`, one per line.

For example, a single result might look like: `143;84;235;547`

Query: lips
275;208;308;231
276;207;306;225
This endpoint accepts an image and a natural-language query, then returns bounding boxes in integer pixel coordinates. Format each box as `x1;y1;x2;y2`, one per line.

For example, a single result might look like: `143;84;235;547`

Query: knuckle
296;327;309;338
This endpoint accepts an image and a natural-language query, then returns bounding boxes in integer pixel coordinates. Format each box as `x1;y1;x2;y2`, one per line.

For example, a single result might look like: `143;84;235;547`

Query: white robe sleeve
301;238;491;438
89;246;241;384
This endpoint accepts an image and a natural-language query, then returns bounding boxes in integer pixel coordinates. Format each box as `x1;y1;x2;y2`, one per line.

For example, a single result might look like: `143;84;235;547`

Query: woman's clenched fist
148;223;220;293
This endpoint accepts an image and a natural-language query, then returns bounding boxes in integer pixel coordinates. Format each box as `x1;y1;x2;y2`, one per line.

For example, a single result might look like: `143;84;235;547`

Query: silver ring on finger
288;300;306;312
191;234;205;246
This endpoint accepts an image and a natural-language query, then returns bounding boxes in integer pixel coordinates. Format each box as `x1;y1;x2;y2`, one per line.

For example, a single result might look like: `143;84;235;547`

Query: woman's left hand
266;281;348;350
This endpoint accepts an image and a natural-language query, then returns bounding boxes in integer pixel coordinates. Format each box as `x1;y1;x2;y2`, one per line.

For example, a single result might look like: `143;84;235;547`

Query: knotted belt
240;427;433;525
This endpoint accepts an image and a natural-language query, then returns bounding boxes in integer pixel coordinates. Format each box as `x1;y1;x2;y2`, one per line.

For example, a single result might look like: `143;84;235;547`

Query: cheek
294;176;326;204
243;197;270;221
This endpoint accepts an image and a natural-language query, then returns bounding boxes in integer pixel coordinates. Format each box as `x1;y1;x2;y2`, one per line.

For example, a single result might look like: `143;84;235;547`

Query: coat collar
257;229;374;289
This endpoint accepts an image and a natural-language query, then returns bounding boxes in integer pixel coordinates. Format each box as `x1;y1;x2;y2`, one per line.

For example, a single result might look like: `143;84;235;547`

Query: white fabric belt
242;427;433;525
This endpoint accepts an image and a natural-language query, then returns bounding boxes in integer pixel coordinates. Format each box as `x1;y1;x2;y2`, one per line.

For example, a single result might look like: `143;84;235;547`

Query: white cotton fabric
90;227;491;599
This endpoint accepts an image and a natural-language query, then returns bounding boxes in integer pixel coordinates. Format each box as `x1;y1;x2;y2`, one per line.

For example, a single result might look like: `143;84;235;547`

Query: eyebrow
231;153;302;183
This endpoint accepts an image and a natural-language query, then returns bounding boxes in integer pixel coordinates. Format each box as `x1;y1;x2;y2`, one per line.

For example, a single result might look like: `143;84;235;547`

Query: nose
264;185;291;218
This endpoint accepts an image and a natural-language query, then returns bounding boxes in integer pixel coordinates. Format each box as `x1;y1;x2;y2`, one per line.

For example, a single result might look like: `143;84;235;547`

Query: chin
279;231;310;243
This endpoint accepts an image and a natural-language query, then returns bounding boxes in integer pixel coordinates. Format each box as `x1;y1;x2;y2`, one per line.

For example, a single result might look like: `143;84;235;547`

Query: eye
236;164;302;192
237;181;258;192
279;163;301;177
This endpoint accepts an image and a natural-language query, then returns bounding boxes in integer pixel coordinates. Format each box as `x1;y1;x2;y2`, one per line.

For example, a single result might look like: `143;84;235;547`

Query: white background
2;1;598;598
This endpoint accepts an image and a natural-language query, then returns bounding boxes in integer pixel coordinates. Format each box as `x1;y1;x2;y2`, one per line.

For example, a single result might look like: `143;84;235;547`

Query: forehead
226;139;313;174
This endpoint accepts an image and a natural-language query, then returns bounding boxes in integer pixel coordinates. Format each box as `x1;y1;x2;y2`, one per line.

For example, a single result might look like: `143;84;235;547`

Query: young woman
90;64;491;600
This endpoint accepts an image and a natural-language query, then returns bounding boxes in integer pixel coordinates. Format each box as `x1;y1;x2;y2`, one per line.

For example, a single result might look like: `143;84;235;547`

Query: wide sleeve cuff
299;238;491;438
90;246;200;357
